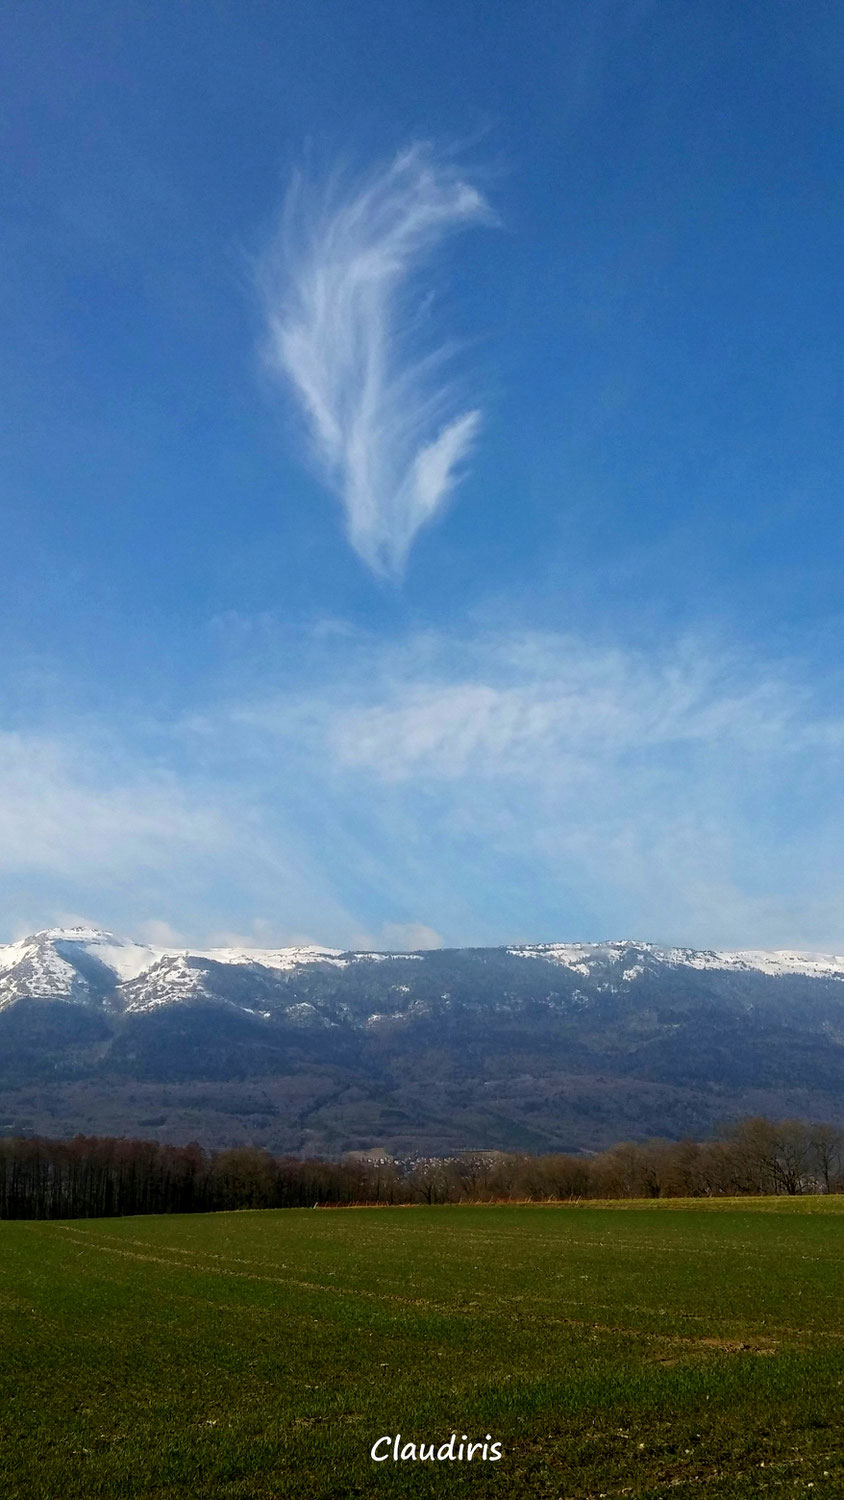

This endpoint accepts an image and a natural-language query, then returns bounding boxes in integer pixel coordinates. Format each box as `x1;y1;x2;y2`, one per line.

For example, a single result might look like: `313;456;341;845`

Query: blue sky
3;1;844;950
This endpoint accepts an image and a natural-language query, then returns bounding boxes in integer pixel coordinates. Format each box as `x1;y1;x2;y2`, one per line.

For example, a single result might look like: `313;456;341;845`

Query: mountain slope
0;927;842;1154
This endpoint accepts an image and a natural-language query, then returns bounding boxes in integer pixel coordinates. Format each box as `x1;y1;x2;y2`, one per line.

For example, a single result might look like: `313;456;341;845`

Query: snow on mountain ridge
0;932;392;1006
508;939;844;980
196;944;347;971
0;932;94;1006
119;954;221;1014
2;929;844;1016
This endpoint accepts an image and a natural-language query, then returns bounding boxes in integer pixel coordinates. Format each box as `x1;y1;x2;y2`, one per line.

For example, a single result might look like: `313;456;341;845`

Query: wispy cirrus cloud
224;626;844;949
259;144;493;576
0;725;360;947
327;634;823;780
6;627;844;952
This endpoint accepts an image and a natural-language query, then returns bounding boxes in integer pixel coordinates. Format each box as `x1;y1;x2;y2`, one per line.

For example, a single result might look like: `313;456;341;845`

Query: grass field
2;1199;844;1499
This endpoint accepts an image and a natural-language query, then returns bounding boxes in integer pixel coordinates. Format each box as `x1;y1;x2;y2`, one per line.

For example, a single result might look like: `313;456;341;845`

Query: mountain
0;926;843;1155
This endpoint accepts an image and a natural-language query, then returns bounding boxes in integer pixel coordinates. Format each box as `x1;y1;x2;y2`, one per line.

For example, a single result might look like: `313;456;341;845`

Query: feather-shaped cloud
260;145;492;576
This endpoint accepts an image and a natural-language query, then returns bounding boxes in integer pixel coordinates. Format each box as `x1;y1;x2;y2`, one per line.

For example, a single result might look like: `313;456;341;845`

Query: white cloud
135;919;187;947
0;726;360;948
0;729;224;874
328;635;819;781
259;144;492;576
230;627;844;950
5;628;844;952
368;921;444;952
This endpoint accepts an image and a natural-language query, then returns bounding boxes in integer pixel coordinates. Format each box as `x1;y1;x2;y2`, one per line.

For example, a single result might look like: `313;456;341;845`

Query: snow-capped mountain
3;927;844;1017
0;927;419;1017
1;926;843;1156
508;939;844;983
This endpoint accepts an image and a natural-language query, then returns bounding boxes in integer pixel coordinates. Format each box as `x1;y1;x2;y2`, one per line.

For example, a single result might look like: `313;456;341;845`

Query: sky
3;0;844;951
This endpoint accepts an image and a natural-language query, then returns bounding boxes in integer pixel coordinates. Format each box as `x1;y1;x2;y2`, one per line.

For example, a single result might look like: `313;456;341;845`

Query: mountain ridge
0;926;843;1156
4;926;844;1019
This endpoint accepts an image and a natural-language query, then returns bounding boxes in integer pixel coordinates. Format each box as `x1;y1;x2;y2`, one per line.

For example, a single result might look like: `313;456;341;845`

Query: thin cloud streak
226;627;844;948
328;642;820;781
6;629;844;950
0;726;362;948
260;145;492;575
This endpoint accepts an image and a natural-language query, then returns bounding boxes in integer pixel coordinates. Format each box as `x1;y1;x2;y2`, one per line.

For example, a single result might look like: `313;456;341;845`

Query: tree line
0;1116;841;1220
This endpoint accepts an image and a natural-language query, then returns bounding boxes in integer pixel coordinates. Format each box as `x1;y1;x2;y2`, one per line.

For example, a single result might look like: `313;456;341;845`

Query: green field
2;1200;844;1499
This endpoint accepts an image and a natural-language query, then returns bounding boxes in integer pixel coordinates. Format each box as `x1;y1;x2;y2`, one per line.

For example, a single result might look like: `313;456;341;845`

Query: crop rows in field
2;1199;843;1498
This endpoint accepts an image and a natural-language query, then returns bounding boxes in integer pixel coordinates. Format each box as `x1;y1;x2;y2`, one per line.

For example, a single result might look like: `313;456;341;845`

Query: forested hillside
1;929;844;1154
